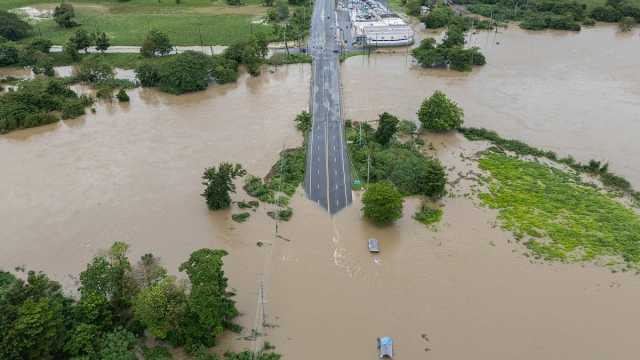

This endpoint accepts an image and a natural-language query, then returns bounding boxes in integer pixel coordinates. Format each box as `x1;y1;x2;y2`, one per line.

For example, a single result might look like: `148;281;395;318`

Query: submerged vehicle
377;336;393;358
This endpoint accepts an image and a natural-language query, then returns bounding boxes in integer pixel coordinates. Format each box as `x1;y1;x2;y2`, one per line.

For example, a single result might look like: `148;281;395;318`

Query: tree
294;110;311;133
65;323;101;358
116;89;130;102
362;181;404;225
141;30;173;57
0;10;32;40
374;112;399;145
264;0;275;6
99;328;138;360
619;16;636;31
79;242;138;329
54;3;78;28
78;59;115;83
63;39;80;61
276;0;290;20
27;38;53;53
158;51;212;94
441;26;465;48
201;163;247;210
135;62;161;87
70;29;94;53
0;43;19;66
96;32;111;53
418;91;464;131
0;271;70;359
178;249;239;349
423;6;453;28
133;276;187;340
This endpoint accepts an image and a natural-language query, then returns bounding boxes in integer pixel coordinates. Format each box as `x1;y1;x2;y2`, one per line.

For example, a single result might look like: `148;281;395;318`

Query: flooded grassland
2;25;640;359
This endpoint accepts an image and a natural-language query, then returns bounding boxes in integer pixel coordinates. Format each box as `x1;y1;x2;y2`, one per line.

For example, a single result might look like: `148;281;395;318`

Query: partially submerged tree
362;181;404;225
374;112;399;146
418;91;464;132
201;163;247;210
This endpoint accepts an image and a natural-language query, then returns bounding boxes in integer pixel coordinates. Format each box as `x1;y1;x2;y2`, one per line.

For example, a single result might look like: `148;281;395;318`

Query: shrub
362;181;404;225
28;38;53;53
619;16;636;31
210;55;239;84
135;62;161;87
418;91;464;131
0;43;19;66
0;10;32;40
116;89;130;102
54;3;78;28
78;59;115;84
422;6;454;28
591;5;622;22
158;51;211;94
414;204;443;226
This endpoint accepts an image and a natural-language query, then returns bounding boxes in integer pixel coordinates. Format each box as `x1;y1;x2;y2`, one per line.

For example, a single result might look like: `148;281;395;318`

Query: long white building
345;0;414;47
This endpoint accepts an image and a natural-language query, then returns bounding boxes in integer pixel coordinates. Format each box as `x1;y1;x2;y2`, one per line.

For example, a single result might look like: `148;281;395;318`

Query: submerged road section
304;0;353;214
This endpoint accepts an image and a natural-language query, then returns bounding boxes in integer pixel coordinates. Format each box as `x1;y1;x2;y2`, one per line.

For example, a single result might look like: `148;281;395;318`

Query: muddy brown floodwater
2;25;640;359
342;23;640;187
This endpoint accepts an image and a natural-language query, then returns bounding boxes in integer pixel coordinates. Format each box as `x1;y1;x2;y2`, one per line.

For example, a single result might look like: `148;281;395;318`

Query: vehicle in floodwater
377;336;393;358
368;238;380;253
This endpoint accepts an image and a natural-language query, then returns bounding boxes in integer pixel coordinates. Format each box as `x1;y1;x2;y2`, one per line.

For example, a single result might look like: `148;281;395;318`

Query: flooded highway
2;24;640;359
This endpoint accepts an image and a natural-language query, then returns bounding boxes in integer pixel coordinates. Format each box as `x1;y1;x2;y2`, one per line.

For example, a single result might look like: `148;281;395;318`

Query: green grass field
478;151;640;269
4;0;272;45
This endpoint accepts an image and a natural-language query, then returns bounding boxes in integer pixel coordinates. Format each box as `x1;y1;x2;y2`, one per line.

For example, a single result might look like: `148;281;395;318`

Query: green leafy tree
27;38;53;53
134;253;168;288
96;32;111;53
135;62;161;87
78;58;115;83
178;249;239;350
64;323;101;358
374;112;399;146
264;0;275;6
0;10;32;40
418;90;464;131
294;110;311;133
157;51;211;94
201;163;247;210
63;38;80;61
0;271;70;359
116;89;130;102
133;276;187;340
276;0;290;20
423;6;453;28
79;242;138;329
71;29;94;53
54;3;78;28
99;327;138;360
141;30;173;57
362;181;404;225
441;26;465;48
0;43;19;66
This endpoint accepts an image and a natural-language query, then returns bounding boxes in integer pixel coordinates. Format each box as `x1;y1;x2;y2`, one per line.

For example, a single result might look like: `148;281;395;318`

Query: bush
414;204;443;226
135;62;161;87
116;89;130;102
0;10;32;41
619;16;636;31
398;120;417;134
418;91;464;132
0;78;91;133
0;43;19;66
591;5;622;22
78;59;115;84
158;51;211;94
362;181;404;225
210;55;239;84
423;6;454;28
582;17;596;26
27;38;53;53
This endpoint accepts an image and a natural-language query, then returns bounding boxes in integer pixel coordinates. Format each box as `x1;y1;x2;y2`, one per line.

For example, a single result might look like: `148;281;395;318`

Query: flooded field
342;24;640;186
2;25;640;359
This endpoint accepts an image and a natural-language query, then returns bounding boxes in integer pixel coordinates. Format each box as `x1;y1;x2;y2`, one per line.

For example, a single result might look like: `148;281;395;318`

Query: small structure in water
377;336;393;358
368;238;380;253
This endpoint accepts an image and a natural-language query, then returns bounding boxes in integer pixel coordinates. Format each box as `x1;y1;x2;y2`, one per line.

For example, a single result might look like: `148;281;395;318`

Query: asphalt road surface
304;0;353;214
